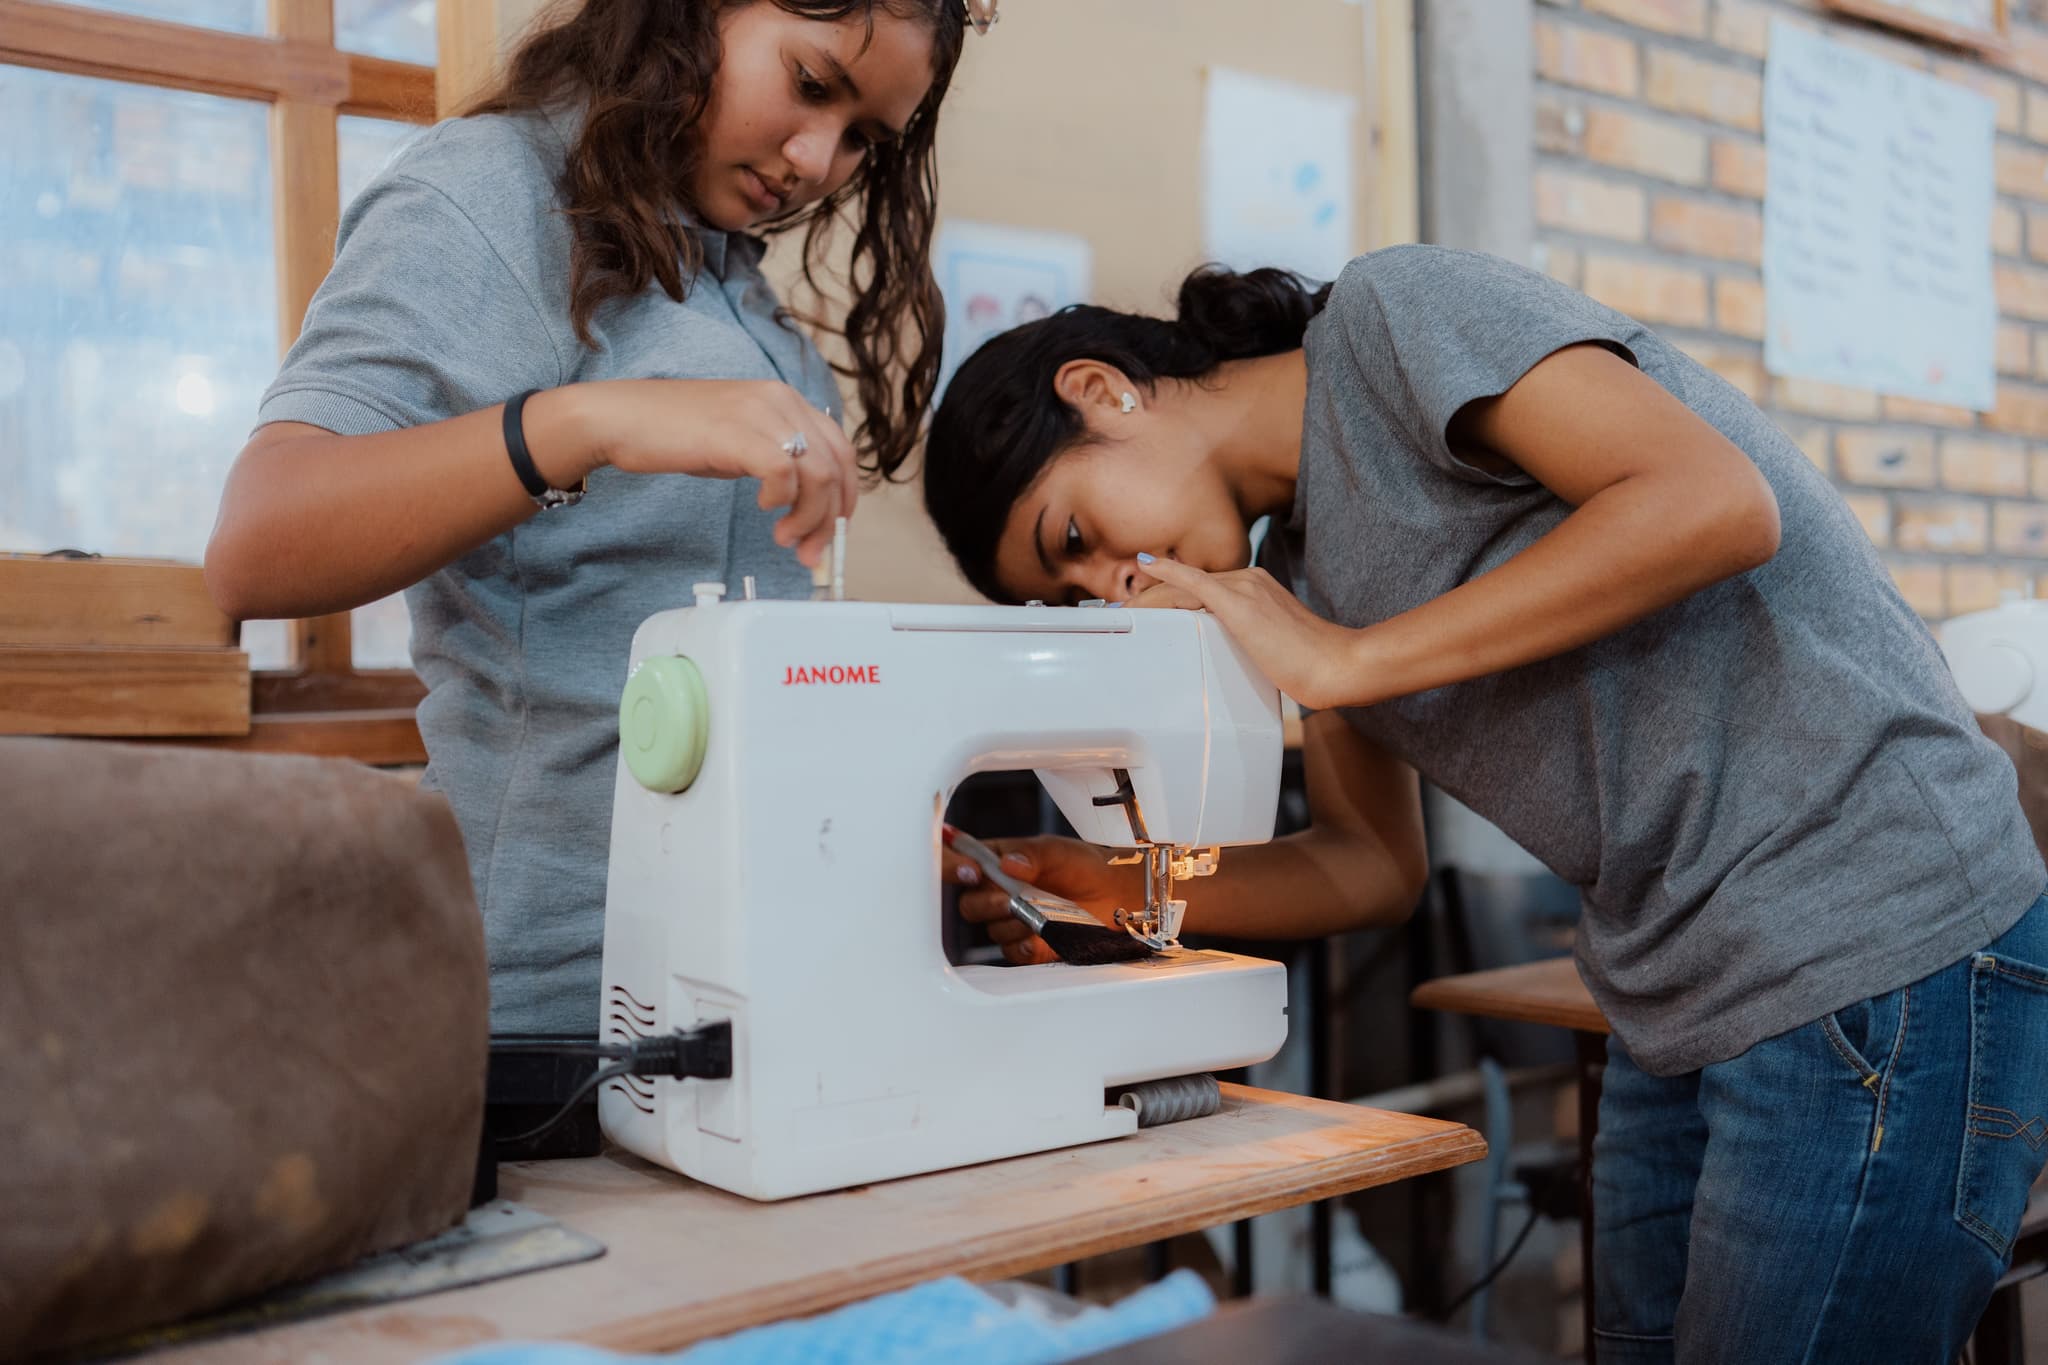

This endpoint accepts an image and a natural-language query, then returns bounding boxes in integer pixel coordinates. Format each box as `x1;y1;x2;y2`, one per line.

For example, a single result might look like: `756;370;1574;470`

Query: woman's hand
942;831;1145;965
1128;560;1371;710
533;379;859;567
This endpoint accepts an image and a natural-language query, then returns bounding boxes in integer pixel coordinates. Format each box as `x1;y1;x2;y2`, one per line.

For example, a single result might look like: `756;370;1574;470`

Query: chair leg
1972;1281;2025;1365
1310;938;1333;1297
1472;1055;1514;1340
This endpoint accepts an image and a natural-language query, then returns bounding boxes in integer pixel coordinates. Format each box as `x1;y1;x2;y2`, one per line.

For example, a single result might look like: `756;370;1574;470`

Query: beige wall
441;0;1415;601
834;0;1415;602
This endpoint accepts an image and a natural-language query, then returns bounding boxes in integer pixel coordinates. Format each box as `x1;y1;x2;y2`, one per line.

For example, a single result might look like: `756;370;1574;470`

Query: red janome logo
782;664;882;685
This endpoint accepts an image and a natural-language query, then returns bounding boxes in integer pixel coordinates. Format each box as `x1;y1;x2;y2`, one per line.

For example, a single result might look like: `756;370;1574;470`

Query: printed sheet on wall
1201;68;1356;284
932;221;1092;402
1763;16;1996;410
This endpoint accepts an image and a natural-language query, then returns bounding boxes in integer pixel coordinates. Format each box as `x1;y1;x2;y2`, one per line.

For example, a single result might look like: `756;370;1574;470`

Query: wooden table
1410;958;1609;1362
1410;958;1608;1036
168;1085;1483;1363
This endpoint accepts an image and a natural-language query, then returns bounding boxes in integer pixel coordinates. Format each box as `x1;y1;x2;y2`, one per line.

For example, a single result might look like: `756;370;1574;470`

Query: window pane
61;0;265;33
352;594;414;670
338;114;425;208
239;618;291;668
337;0;438;66
338;115;425;669
0;67;283;665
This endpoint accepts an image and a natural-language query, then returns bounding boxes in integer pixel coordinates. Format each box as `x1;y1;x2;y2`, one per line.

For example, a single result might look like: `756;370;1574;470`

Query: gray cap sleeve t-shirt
257;111;831;1034
1280;245;2043;1075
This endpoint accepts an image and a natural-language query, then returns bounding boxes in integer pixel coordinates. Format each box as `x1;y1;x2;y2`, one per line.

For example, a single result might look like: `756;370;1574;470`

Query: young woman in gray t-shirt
207;0;978;1039
925;246;2048;1361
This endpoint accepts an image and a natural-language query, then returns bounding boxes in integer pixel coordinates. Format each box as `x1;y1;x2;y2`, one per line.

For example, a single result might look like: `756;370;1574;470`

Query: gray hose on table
1113;1073;1221;1128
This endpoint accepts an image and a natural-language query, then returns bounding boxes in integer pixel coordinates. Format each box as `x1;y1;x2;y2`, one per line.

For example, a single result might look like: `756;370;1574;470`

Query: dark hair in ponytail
922;264;1330;601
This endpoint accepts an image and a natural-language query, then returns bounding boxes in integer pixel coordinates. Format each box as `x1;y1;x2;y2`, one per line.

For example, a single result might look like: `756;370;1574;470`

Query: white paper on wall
1763;17;1996;410
1869;0;1999;33
932;220;1093;401
1201;67;1356;283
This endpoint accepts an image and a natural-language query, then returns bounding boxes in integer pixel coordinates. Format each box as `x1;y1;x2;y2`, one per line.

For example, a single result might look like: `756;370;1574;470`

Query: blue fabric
433;1268;1213;1365
1593;890;2048;1363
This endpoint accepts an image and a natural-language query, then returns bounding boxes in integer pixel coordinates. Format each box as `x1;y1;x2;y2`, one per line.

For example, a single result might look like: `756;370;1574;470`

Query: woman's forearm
204;386;595;620
1180;707;1426;938
1179;828;1420;939
1344;468;1779;707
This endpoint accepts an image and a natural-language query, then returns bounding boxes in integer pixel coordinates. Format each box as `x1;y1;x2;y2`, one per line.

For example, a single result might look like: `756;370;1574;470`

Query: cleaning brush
944;827;1157;965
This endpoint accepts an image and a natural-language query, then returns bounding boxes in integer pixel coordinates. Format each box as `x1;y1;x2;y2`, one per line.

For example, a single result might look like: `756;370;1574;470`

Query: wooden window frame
2;0;440;762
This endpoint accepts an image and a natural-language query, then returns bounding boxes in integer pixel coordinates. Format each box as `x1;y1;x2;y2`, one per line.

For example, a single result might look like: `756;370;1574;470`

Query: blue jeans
1593;892;2048;1364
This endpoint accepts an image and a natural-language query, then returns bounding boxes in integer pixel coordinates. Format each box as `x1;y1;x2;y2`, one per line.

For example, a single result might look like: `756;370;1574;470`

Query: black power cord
1434;1203;1542;1322
491;1022;732;1148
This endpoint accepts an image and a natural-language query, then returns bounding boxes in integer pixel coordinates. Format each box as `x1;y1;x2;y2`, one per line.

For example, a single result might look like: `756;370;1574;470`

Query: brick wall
1532;0;2048;619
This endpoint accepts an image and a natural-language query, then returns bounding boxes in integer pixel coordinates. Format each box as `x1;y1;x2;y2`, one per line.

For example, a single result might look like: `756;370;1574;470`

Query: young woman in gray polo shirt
205;0;977;1038
925;247;2048;1362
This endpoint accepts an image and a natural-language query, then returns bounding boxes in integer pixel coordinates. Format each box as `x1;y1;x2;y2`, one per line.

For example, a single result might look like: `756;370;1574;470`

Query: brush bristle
1039;920;1157;965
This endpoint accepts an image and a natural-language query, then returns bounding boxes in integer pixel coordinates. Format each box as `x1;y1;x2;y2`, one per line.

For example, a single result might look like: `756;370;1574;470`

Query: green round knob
619;656;709;793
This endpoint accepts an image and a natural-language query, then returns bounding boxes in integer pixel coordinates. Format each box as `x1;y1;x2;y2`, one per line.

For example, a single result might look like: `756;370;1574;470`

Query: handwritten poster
1202;68;1356;283
1763;18;1996;410
932;220;1092;401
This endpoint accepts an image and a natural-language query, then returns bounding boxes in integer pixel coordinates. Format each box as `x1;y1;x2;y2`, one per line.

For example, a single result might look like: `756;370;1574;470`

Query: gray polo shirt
1280;245;2043;1075
257;109;829;1034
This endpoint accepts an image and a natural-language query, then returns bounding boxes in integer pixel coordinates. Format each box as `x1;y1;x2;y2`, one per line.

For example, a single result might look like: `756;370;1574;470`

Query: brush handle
945;827;1049;932
945;827;1020;892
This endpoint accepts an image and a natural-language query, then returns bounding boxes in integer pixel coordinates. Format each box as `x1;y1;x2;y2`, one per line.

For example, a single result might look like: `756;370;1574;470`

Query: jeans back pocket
1957;942;2048;1258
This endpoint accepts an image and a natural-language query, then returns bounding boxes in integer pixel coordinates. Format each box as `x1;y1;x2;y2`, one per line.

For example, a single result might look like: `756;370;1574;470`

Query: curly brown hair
467;0;964;480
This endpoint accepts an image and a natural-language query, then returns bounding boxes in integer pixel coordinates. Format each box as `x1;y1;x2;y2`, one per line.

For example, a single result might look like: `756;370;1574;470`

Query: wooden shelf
0;645;250;738
1821;0;2008;55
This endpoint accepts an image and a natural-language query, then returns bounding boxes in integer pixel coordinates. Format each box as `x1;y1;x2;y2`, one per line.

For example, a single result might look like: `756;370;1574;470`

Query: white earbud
1119;392;1137;414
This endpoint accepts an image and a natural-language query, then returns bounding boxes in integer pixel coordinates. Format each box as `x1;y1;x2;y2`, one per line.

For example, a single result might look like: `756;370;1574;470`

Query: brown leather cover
1978;712;2048;865
0;738;487;1358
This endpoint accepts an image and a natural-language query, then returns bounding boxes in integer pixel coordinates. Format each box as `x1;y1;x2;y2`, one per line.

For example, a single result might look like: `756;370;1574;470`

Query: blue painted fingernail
956;865;980;885
1108;601;1124;607
1136;552;1156;564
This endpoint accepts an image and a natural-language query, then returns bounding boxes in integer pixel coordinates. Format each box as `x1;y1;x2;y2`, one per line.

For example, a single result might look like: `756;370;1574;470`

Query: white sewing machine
1940;595;2048;729
597;591;1290;1200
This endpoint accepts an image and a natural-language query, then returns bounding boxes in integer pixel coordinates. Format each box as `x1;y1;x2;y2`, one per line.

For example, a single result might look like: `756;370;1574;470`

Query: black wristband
503;389;550;497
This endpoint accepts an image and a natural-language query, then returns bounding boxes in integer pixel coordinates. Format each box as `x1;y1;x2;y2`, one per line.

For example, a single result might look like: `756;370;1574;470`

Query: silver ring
780;431;809;458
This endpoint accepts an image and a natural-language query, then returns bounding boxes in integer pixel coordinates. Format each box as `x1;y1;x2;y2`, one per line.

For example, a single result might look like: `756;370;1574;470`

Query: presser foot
1108;841;1216;952
1114;898;1187;952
